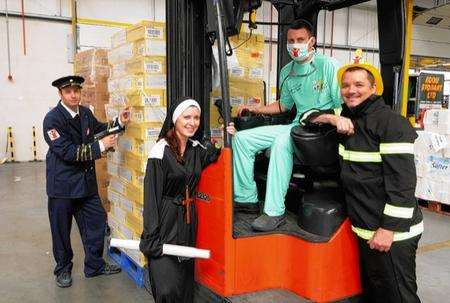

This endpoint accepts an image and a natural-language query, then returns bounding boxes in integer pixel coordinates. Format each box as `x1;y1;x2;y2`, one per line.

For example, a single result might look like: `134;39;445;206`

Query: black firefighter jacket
338;95;423;241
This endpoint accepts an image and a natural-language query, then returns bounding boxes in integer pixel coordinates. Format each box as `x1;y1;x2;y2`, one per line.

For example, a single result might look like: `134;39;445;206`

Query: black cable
232;29;253;50
278;74;289;113
225;37;233;56
277;61;316;113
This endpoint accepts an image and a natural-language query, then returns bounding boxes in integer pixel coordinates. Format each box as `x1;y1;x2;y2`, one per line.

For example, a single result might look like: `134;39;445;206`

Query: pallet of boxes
106;21;167;285
414;109;450;214
210;28;266;144
75;48;111;211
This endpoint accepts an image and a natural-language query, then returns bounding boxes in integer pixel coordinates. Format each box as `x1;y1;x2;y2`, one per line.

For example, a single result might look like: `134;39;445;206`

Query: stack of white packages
106;21;167;267
415;109;450;205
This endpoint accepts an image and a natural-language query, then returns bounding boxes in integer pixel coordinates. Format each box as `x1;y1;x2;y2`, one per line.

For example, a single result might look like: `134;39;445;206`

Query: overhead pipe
322;11;326;54
71;0;78;63
400;0;414;117
0;10;71;23
347;7;351;61
268;3;273;104
330;11;335;57
21;0;26;55
4;0;13;81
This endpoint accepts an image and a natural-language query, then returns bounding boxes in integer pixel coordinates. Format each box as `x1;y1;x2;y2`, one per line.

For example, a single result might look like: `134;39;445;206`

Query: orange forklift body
195;148;361;302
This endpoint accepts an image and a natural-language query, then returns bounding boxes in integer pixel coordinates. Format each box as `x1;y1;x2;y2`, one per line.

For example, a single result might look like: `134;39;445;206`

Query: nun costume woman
139;97;221;303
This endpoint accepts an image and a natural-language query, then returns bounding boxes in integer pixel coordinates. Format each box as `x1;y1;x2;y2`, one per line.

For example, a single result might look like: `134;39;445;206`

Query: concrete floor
1;162;449;303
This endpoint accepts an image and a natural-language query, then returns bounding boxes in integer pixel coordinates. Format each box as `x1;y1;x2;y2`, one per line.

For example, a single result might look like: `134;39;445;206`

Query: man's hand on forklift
221;122;236;136
312;114;354;135
237;105;259;117
367;228;394;252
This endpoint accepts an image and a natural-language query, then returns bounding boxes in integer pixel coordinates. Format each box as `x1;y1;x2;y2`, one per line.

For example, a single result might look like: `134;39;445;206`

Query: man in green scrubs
233;19;342;231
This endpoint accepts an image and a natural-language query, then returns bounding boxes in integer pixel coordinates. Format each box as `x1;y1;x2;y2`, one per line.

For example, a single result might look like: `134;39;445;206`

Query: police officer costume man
43;75;130;287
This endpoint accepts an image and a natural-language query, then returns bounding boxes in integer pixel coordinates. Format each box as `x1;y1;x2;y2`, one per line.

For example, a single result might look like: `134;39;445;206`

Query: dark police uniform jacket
43;101;118;199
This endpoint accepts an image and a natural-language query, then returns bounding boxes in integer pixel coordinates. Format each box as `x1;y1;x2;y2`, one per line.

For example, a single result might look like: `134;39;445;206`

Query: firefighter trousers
357;235;421;303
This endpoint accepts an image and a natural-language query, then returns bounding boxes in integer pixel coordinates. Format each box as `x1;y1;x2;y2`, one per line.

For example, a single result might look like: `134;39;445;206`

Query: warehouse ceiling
413;0;450;29
352;0;450;29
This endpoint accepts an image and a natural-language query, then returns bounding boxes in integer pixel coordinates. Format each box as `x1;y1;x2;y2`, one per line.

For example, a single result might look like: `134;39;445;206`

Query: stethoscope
277;57;317;112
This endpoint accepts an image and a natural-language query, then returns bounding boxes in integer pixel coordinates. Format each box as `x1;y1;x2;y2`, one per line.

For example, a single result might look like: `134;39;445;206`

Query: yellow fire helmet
337;49;384;95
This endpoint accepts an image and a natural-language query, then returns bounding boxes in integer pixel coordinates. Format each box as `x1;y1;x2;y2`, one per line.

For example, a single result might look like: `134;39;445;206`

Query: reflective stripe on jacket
339;95;423;241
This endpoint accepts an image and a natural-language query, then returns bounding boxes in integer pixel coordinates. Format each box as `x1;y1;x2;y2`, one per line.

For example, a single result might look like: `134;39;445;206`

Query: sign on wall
418;73;444;104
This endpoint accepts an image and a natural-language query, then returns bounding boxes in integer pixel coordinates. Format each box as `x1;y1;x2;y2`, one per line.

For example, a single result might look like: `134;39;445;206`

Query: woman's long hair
164;127;184;164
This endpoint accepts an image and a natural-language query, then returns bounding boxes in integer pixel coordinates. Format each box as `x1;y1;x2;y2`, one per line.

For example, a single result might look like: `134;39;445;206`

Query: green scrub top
279;53;342;121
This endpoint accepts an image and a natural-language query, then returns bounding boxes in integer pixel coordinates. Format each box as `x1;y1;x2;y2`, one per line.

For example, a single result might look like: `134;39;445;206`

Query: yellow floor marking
417;240;450;255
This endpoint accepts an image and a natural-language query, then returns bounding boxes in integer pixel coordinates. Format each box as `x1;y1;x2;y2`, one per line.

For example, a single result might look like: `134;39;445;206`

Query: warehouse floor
1;162;449;303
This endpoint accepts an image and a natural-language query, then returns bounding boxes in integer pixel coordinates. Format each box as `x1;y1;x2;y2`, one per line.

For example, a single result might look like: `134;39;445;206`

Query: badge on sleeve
47;129;60;141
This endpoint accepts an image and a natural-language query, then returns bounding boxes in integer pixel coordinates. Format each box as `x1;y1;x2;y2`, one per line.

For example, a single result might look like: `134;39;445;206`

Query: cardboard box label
145;61;162;73
133;112;144;123
144;95;161;106
250;68;264;78
230;66;245;78
146;27;164;39
230;96;244;106
146;128;161;138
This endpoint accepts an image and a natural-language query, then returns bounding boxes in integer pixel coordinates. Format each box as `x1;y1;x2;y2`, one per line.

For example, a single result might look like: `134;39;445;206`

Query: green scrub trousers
233;123;298;216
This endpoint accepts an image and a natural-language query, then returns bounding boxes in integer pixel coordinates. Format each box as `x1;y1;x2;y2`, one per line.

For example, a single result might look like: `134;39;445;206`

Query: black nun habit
139;97;221;303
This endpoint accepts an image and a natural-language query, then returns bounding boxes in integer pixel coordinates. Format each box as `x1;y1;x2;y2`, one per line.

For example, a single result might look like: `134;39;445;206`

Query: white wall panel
0;0;69;16
78;24;122;49
411;25;450;58
0;18;72;161
76;0;158;23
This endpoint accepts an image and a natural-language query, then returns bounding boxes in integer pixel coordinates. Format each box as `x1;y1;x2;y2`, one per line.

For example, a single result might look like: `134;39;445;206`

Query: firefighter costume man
308;53;423;302
232;19;342;231
43;75;129;287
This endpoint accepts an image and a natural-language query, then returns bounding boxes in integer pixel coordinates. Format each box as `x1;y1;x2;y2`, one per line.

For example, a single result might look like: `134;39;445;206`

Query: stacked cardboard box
75;48;111;211
106;21;167;267
415;109;450;205
210;28;265;143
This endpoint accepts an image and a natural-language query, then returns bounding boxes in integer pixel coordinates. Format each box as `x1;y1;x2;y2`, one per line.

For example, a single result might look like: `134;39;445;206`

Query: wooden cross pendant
182;185;194;224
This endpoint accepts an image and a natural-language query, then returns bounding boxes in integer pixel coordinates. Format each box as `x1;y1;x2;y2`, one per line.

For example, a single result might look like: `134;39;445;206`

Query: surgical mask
287;37;313;62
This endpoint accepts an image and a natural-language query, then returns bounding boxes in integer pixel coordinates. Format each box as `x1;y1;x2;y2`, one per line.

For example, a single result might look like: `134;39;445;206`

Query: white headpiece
172;99;201;124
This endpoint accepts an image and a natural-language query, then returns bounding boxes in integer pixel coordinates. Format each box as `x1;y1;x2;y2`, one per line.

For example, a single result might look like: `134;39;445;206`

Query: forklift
165;0;411;302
